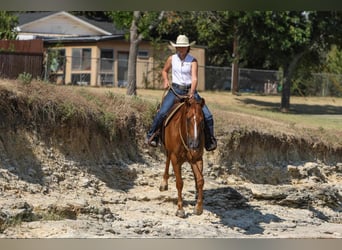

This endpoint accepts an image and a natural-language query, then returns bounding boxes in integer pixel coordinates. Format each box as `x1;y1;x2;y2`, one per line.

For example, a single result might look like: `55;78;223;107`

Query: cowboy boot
145;133;159;147
146;111;163;147
204;118;217;151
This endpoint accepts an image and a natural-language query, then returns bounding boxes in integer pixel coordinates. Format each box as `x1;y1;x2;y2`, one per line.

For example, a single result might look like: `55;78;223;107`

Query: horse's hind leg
191;160;204;215
159;154;170;192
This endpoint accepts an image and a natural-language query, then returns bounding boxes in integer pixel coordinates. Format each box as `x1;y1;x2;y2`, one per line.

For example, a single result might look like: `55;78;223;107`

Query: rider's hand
189;91;195;98
163;80;170;89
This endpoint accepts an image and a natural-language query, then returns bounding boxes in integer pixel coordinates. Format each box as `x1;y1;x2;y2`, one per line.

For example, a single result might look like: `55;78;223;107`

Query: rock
250;184;292;200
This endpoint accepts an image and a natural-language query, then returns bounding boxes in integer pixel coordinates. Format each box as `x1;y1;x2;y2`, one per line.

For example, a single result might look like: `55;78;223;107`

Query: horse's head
184;98;205;150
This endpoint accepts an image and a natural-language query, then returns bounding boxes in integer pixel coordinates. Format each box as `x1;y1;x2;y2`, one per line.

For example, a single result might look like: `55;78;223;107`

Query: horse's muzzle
188;138;201;150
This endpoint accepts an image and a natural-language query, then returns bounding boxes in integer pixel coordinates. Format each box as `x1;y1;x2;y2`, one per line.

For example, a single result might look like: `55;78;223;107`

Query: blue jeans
147;84;214;139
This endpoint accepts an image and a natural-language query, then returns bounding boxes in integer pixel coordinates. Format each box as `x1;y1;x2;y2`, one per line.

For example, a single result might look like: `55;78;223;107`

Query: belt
172;83;191;90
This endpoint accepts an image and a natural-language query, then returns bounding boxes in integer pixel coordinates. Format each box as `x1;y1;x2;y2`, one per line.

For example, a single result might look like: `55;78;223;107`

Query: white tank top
172;53;194;86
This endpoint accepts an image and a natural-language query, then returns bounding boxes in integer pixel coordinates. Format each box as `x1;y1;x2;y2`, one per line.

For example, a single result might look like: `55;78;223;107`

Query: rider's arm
190;59;198;98
162;56;172;89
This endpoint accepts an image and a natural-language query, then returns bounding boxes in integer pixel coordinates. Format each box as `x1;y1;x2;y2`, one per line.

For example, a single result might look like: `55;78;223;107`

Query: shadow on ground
239;98;342;115
203;187;283;235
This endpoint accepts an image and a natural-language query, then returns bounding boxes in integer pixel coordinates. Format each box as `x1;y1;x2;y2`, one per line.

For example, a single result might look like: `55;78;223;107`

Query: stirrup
205;137;217;151
150;138;158;147
145;135;158;147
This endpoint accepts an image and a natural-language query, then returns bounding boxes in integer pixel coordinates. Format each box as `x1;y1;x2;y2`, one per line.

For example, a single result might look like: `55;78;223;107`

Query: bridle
179;98;204;153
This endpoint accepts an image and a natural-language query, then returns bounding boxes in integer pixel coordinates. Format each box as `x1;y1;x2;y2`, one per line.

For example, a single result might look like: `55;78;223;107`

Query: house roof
43;35;125;44
16;11;125;36
17;11;59;25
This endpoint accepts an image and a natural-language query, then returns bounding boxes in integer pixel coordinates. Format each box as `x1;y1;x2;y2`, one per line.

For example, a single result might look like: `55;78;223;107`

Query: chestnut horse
159;97;205;218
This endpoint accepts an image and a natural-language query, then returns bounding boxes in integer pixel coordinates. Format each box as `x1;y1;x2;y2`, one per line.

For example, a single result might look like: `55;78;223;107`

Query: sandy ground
1;152;341;239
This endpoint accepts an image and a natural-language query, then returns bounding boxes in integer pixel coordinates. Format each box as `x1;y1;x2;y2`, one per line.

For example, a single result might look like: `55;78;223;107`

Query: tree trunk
280;51;306;112
125;11;164;96
126;38;138;96
231;27;239;95
126;12;140;96
280;74;291;112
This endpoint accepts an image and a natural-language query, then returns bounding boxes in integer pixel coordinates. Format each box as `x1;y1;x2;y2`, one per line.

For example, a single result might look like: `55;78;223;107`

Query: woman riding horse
145;34;217;152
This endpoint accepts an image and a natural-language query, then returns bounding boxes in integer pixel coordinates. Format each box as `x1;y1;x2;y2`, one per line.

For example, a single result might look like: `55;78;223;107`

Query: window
49;48;65;72
48;48;65;84
100;49;114;71
99;74;114;86
99;48;114;86
118;52;128;87
138;50;149;59
72;48;91;70
71;73;90;85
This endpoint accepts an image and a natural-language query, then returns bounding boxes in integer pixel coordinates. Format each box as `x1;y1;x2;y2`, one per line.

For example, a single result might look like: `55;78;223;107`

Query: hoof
175;209;186;218
193;206;203;215
159;185;168;192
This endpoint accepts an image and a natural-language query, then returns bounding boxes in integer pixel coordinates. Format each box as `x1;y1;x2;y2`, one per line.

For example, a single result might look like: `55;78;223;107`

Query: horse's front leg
159;154;170;192
172;157;185;218
191;160;204;215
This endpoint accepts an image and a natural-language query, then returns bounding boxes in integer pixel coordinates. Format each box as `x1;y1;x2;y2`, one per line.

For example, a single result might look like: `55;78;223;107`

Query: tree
274;11;342;111
325;45;342;74
194;11;262;94
107;11;165;96
194;11;342;111
0;11;18;40
246;11;313;112
154;11;198;42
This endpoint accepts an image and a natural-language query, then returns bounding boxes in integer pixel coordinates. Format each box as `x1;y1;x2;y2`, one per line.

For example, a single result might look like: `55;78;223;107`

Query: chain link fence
310;73;342;97
204;65;342;96
204;66;282;94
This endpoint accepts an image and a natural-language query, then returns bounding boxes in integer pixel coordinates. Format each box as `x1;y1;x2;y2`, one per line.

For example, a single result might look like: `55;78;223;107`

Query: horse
159;96;206;218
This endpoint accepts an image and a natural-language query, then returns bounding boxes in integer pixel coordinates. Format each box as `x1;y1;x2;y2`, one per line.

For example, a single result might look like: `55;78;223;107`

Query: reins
169;84;189;100
164;83;199;155
178;100;203;175
179;124;190;152
162;82;189;105
178;99;202;160
167;82;191;153
159;83;201;160
162;82;190;127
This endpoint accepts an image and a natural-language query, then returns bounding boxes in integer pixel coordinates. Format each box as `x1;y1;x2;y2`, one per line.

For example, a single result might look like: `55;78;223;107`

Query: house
15;11;206;90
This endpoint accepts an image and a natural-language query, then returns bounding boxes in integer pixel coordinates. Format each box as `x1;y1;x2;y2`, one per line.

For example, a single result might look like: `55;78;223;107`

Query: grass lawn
98;87;342;130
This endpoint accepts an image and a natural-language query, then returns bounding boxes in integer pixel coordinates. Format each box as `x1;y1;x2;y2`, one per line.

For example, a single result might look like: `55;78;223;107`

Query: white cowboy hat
170;35;196;47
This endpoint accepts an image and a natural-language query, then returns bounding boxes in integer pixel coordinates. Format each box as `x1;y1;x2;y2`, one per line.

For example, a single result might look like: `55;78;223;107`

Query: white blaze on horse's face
187;106;203;150
193;115;198;139
185;99;204;150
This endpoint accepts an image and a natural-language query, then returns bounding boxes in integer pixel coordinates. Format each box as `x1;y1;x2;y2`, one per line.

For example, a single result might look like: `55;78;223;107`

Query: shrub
17;72;33;85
